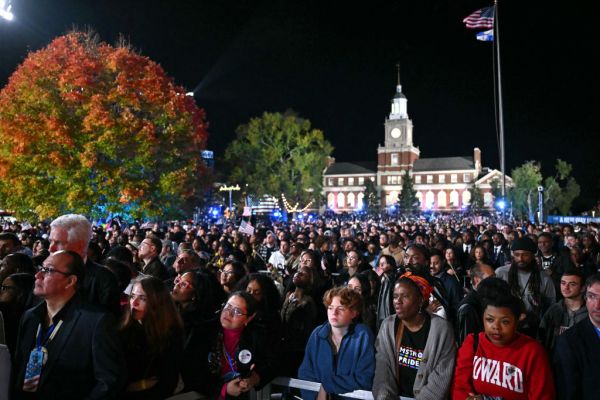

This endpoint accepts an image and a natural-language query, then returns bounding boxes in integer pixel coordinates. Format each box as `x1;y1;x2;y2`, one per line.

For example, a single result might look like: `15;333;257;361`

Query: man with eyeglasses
554;272;600;400
12;250;125;399
138;236;170;280
49;214;120;317
164;249;203;291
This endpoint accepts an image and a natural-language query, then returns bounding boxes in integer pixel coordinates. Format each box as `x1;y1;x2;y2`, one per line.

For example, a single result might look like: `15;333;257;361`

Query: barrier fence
166;377;414;400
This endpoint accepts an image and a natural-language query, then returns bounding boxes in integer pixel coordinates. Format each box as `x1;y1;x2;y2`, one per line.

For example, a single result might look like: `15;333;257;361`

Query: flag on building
463;6;495;29
239;219;255;235
476;29;494;41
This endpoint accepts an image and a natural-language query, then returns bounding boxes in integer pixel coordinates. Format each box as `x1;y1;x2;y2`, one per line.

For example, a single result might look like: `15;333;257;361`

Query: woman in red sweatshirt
452;292;555;400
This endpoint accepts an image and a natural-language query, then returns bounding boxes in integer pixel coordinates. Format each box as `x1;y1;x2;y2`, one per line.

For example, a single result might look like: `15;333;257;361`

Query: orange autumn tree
0;31;209;220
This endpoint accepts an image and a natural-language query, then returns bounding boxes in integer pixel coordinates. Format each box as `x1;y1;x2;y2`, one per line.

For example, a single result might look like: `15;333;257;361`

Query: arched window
327;193;335;208
416;192;423;209
425;191;435;209
484;192;493;206
337;193;345;208
462;190;471;205
387;191;398;206
437;191;447;208
347;192;356;208
357;193;365;209
450;190;459;208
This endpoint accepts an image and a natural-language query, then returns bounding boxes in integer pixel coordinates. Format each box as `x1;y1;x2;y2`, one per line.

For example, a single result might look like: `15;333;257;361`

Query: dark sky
1;0;599;210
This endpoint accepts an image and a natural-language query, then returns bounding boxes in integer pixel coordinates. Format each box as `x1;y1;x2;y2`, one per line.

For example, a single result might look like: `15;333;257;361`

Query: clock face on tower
390;128;401;139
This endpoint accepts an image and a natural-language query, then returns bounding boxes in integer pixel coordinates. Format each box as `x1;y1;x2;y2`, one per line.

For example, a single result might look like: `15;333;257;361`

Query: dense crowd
0;214;599;400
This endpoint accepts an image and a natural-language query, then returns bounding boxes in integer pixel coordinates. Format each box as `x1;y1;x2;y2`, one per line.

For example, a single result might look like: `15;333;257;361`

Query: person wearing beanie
495;237;556;338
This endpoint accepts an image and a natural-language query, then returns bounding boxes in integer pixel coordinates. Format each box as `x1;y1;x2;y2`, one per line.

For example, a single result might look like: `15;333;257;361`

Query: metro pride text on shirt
398;346;423;369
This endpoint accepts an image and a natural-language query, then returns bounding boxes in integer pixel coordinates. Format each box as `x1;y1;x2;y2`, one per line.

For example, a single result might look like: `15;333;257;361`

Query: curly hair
323;286;362;315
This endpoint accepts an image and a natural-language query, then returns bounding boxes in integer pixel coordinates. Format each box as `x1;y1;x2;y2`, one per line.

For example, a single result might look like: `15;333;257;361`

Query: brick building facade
323;80;511;213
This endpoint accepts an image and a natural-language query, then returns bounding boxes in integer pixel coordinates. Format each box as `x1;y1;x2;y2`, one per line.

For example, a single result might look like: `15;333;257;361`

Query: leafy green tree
363;178;379;214
544;159;580;216
0;31;209;220
225;111;333;204
510;161;542;221
398;170;420;215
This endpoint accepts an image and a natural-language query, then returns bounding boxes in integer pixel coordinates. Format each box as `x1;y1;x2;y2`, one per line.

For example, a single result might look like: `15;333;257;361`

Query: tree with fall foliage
0;31;209;220
225;111;333;205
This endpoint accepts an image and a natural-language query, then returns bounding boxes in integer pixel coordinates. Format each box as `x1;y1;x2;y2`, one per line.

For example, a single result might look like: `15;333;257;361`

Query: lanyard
35;320;63;350
223;346;237;373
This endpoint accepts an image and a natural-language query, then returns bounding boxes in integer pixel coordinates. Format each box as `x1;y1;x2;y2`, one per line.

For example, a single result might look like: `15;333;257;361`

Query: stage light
496;199;506;211
0;0;14;21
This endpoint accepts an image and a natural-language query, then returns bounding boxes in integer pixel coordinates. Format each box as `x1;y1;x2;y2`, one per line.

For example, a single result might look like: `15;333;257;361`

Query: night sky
1;0;598;211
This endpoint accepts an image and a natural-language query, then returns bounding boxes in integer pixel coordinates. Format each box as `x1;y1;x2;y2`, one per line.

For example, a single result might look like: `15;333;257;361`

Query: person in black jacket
553;273;600;400
455;272;507;346
120;276;184;399
138;237;170;280
0;272;35;355
49;214;121;318
375;255;397;329
12;250;125;399
190;291;276;399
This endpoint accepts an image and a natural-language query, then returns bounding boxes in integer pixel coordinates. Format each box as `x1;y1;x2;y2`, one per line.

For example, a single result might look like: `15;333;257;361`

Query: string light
281;193;312;213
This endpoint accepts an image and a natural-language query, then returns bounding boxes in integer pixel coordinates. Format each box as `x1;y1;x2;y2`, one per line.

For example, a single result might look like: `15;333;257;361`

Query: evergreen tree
363;178;379;215
467;183;484;214
398;170;420;216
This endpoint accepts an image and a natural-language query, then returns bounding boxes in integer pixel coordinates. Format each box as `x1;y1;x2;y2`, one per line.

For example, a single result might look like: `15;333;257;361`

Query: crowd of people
0;213;599;400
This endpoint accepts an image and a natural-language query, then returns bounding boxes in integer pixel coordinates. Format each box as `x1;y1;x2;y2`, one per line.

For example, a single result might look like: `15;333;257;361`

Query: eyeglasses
0;285;16;291
585;292;600;302
38;265;72;276
221;270;235;276
222;303;247;317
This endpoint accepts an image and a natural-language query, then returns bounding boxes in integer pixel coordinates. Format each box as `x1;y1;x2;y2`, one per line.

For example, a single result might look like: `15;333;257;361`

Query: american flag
239;219;255;235
463;6;495;29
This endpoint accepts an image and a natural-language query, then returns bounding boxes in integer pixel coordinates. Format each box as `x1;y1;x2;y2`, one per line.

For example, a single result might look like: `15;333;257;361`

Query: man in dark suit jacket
12;250;125;399
139;236;170;280
553;273;600;400
49;214;121;317
490;232;511;268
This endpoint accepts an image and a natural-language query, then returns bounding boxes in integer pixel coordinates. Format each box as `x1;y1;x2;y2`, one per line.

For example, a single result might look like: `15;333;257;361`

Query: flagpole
493;0;506;199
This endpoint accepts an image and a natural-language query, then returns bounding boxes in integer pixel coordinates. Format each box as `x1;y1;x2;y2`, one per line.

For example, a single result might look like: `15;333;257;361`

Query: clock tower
378;70;420;175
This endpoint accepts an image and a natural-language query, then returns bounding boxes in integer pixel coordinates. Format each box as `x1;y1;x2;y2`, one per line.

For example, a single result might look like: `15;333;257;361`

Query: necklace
330;333;343;350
